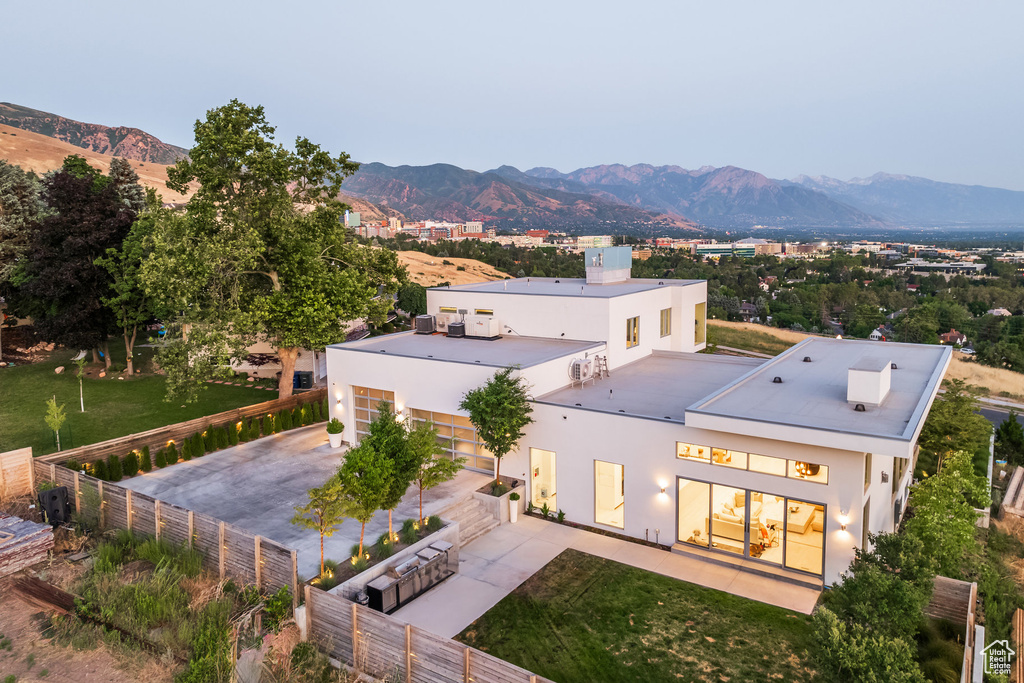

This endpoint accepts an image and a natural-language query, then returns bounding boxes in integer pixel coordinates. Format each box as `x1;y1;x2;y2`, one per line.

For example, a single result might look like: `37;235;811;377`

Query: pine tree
249;418;261;441
93;458;108;481
312;401;322;422
166;443;179;464
204;426;216;452
107;453;123;481
193;433;205;456
228;423;240;446
277;409;290;431
140;447;152;472
123;451;140;477
181;439;193;461
301;405;312;426
154;447;166;469
216;427;229;449
263;414;275;436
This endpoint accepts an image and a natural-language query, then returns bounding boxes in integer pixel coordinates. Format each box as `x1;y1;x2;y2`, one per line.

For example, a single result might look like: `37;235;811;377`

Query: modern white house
326;247;951;586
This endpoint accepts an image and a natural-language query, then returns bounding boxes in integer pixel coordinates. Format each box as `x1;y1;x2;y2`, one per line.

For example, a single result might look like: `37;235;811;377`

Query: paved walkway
392;514;821;638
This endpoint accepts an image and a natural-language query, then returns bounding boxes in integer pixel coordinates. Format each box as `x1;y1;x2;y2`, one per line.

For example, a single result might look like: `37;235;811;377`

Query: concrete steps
442;498;499;547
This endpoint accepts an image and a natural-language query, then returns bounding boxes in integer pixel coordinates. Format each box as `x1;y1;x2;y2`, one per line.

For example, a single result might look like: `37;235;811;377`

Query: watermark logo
982;639;1015;676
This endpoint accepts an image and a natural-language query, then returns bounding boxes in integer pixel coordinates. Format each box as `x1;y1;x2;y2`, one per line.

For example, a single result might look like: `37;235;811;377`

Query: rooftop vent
891;362;898;370
854;404;866;412
773;376;783;384
848;357;891;406
803;356;812;363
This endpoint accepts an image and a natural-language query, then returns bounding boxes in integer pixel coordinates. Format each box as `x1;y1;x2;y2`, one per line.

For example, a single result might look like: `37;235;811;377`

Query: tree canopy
144;100;404;401
459;366;534;484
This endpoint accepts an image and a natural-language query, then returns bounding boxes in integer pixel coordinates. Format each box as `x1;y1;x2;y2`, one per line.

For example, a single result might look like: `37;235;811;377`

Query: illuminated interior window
595;460;624;529
626;316;639;348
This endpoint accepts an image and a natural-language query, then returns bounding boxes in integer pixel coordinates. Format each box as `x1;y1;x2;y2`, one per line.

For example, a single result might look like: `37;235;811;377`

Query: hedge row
68;398;329;482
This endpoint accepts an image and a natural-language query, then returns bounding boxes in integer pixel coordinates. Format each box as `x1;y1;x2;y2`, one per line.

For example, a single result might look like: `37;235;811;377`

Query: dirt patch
0;585;171;683
397;250;506;286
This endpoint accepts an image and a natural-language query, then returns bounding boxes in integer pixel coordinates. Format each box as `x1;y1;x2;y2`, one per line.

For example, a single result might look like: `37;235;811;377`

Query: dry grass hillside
0;123;192;201
708;319;1024;400
398;250;507;286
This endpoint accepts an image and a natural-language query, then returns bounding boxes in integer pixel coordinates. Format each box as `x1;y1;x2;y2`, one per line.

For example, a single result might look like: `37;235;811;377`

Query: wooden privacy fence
305;585;555;683
924;576;978;682
35;462;299;605
0;448;35;501
37;387;327;467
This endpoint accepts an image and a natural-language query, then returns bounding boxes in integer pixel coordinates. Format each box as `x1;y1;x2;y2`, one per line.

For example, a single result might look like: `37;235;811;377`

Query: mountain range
2;101;1024;232
0;102;188;165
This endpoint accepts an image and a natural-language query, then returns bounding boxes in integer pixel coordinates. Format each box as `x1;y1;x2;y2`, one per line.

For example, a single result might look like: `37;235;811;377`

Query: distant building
633;249;653;261
576;235;615;250
345;211;361;228
987;308;1012;317
938;329;967;345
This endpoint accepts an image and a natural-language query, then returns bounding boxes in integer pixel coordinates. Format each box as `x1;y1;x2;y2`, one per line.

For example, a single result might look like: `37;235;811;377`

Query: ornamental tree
291;478;350;577
408;420;465;523
459;366;534;485
143;100;404;402
361;401;416;539
337;441;395;558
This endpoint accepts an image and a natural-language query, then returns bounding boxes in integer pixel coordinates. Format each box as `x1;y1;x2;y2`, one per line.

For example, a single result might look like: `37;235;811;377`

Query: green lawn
456;549;818;683
0;344;271;456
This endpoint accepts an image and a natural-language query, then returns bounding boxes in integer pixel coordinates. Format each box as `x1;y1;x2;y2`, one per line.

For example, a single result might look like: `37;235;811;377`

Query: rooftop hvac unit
465;315;501;340
447;321;466;338
414;315;436;334
568;358;595;388
435;313;451;330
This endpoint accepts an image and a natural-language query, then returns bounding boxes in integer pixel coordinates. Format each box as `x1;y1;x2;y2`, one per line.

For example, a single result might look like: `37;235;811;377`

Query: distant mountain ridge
787;172;1024;225
0;102;188;165
340;162;697;232
497;163;882;229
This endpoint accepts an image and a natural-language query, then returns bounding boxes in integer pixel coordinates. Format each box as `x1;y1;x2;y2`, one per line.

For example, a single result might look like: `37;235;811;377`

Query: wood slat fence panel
0;448;35;500
306;586;551;683
34;464;297;599
37;388;326;466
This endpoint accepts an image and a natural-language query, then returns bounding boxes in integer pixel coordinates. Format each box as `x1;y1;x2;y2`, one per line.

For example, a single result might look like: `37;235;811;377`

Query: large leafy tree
916;378;991;478
0;160;44;284
6;156;140;362
995;410;1024;466
459;366;534;485
144;100;404;401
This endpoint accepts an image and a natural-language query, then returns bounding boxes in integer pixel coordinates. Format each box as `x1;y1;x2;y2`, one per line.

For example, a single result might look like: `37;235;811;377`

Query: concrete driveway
121;424;487;578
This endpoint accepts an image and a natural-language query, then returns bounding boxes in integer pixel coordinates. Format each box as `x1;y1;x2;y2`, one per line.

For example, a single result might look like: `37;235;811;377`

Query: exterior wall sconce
839;510;849;531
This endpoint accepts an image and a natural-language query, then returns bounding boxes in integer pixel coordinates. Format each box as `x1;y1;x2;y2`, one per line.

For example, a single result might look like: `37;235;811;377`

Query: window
862;499;871;549
677;443;711;462
788;460;829;484
595;460;624;529
864;453;872;492
626;316;640;348
712;448;747;469
749;453;787;476
694;302;707;345
785;499;825;575
474;309;493;316
439;306;457;313
352;386;395;442
660;308;672;337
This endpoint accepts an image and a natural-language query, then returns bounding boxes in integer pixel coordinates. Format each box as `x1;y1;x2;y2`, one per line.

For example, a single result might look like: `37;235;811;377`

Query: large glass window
710;484;746;555
660;308;672;337
750;492;785;565
695;302;707;345
677;478;710;548
407;408;494;473
352;386;395;442
594;460;624;529
784;499;824;575
712;448;747;470
530;448;557;511
788;460;829;484
626;316;639;348
864;453;872;491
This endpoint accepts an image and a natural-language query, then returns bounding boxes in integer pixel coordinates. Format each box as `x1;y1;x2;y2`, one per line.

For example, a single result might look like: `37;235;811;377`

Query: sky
4;1;1024;189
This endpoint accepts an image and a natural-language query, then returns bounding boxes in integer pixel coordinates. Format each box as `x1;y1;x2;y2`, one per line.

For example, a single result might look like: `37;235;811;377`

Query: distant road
979;406;1022;430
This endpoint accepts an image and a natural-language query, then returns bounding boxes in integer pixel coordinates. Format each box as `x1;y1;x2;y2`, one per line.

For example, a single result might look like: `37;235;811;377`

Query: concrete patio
121;425;489;578
393;513;821;638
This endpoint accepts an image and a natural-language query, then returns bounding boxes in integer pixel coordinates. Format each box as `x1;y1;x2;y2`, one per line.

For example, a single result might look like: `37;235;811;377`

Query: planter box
330;521;461;601
473;476;525;525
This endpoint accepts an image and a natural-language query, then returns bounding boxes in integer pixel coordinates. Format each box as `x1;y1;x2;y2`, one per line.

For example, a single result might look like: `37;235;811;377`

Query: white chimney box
847;357;892;406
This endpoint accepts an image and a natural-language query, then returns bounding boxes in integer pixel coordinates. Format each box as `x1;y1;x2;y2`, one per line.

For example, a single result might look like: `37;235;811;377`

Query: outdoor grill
364;541;457;614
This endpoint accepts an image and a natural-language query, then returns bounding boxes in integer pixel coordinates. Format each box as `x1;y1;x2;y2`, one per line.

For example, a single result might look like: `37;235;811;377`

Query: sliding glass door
676;477;825;577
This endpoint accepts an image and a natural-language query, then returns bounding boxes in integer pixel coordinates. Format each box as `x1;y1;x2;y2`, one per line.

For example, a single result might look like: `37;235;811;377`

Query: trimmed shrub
426;515;443;532
300;405;312;426
92;459;108;481
249;418;261;441
375;532;396;559
321;399;328;420
167;443;179;465
216;427;229;450
193;433;205;456
203;426;216;453
65;458;81;471
154;447;166;469
181;439;193;461
279;409;293;431
400;518;418;545
294;407;302;427
263;414;275;436
123;451;140;478
312;401;322;423
140;448;152;473
228;423;239;446
107;453;123;482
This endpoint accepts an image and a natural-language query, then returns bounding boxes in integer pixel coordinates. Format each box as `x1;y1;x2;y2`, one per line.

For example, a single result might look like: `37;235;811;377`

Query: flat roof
687;338;951;441
535;352;764;422
430;277;703;299
328;331;603;368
